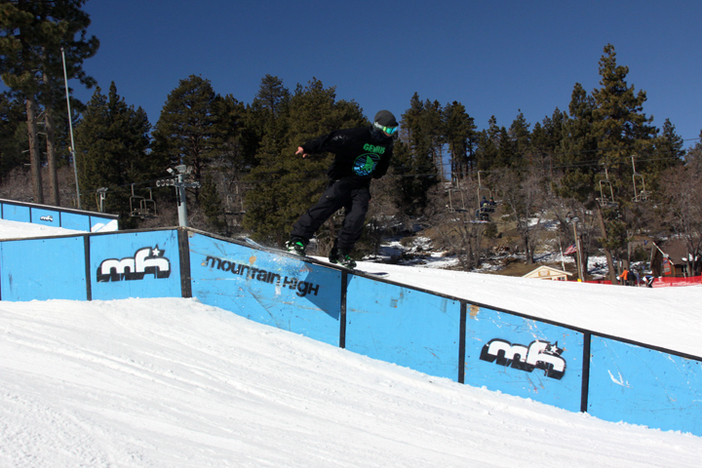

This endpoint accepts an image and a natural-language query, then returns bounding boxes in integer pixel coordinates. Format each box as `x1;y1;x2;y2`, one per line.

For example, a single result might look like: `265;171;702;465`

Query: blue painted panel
345;277;461;381
188;234;342;346
0;236;87;301
588;337;702;435
31;207;61;227
463;307;583;412
61;212;90;231
89;230;181;300
2;203;30;223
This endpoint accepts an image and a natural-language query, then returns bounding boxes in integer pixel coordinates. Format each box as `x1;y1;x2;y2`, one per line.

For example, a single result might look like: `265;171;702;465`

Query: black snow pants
290;179;370;252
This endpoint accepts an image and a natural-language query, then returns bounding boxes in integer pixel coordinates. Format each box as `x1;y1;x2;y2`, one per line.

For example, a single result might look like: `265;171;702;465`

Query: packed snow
1;219;701;467
0;219;84;239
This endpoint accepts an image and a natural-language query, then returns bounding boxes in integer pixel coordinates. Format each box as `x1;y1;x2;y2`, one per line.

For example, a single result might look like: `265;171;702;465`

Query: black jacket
301;125;394;187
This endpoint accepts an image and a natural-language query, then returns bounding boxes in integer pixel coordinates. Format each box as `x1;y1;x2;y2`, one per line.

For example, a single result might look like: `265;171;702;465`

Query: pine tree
393;93;439;216
74;82;152;218
592;44;656;191
556;83;598;202
475;116;512;171
215;94;249;171
152;75;223;182
241;75;292;242
651;118;685;174
243;77;365;245
443;101;476;180
254;74;289;117
198;173;227;232
591;44;657;281
421;99;445;180
243;74;290;165
508;111;531;168
203;93;249;232
0;0;98;205
530;107;565;172
0;92;26;178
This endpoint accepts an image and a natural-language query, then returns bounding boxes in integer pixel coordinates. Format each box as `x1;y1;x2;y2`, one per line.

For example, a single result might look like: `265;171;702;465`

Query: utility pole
61;48;81;208
573;219;582;282
566;213;583;281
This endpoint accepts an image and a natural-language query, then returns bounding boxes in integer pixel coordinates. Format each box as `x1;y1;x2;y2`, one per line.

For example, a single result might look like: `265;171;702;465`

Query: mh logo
479;339;566;380
97;246;171;282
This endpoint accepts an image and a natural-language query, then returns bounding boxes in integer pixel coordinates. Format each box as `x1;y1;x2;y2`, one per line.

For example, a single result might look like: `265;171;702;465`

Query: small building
523;265;572;281
651;238;697;277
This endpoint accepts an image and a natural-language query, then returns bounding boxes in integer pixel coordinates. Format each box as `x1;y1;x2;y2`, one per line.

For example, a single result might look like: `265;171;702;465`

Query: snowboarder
285;110;398;269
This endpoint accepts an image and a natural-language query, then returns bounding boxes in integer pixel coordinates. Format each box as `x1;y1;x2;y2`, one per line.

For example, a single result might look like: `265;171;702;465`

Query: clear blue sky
65;1;702;145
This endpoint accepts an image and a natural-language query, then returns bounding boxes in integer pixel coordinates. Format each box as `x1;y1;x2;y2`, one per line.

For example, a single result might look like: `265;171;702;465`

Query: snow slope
0;219;83;239
2;297;701;468
1;218;701;466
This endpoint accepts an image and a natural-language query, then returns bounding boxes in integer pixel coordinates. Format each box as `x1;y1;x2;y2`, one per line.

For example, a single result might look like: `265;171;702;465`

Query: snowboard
242;237;388;277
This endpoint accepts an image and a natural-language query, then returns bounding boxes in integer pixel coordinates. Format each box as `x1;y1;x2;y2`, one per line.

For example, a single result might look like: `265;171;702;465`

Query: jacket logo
353;153;380;176
97;246;171;282
479;339;566;380
362;143;386;154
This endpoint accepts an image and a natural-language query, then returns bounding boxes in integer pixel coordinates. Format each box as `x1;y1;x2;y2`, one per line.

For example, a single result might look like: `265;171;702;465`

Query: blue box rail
0;225;699;436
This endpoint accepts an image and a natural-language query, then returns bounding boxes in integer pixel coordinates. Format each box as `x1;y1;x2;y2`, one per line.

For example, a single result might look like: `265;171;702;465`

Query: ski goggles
374;121;398;135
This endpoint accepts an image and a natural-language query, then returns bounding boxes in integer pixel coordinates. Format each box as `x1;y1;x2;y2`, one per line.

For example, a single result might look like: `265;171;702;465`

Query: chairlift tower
160;165;200;227
96;187;108;213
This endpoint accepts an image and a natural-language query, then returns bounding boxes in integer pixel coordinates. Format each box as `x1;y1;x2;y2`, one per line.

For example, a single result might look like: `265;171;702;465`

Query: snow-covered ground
1;219;701;467
0;219;84;239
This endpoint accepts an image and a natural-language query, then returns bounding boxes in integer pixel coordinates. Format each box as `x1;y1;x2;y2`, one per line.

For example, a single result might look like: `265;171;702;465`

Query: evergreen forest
2;1;701;280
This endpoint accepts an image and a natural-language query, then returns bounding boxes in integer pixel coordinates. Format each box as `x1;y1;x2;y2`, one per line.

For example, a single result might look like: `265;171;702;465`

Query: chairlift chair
139;188;157;218
225;185;246;215
446;188;469;212
475;194;497;222
631;156;651;202
476;200;496;221
632;173;651;202
129;185;157;219
129;184;144;217
596;166;619;208
476;170;496;220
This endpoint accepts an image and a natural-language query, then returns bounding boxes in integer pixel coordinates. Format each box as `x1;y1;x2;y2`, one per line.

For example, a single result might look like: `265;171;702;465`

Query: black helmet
374;110;398;127
372;110;398;138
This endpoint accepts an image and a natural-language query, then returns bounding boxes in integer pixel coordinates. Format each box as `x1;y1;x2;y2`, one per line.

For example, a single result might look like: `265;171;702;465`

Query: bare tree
430;177;488;270
496;167;548;264
659;141;702;275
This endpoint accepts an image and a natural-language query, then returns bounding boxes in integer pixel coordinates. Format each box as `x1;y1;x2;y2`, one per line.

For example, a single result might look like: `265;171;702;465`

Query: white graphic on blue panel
479;339;566;380
40;215;54;222
97;246;171;282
